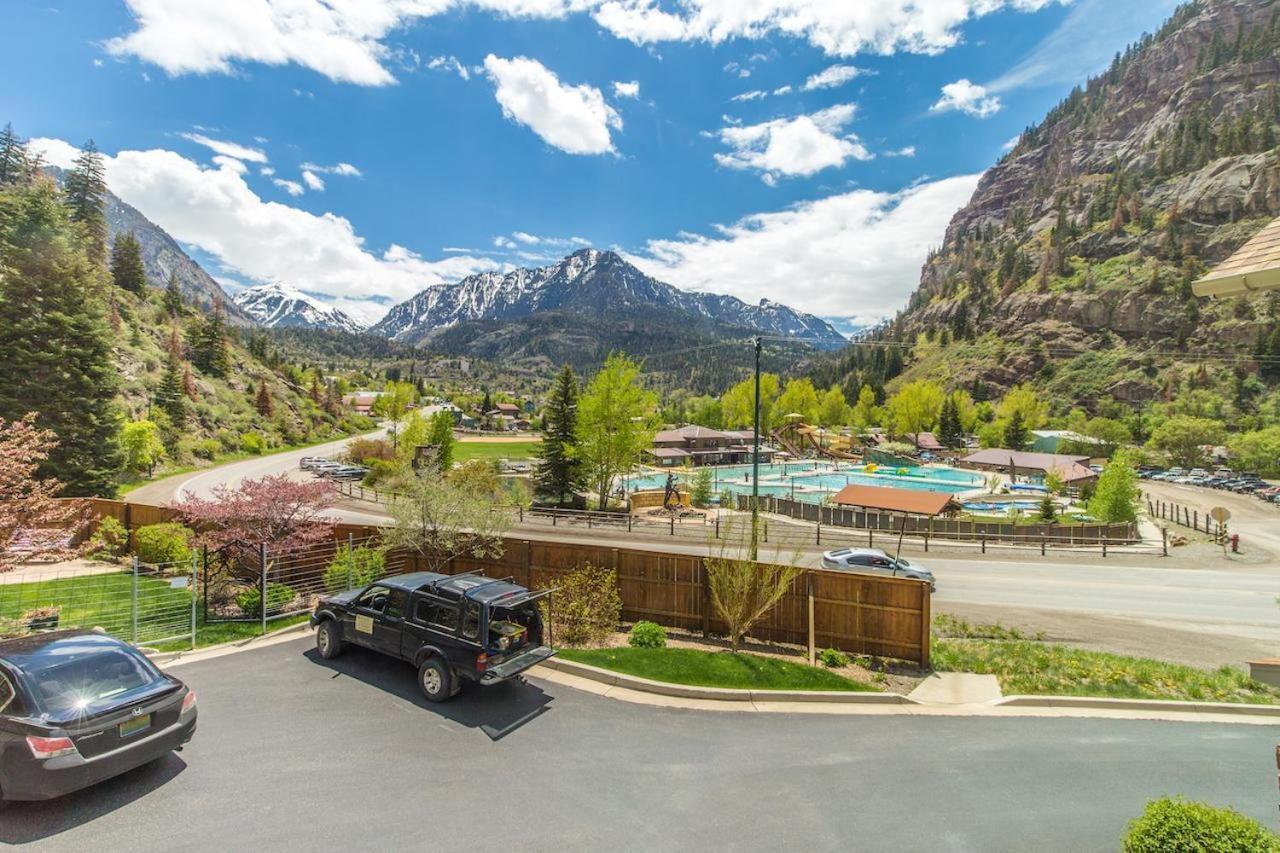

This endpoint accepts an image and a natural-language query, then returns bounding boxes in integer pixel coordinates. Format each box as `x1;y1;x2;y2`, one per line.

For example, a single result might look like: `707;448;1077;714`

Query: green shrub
818;648;851;668
324;546;387;593
87;516;128;560
240;431;267;455
216;428;239;452
362;459;402;488
542;563;621;647
1123;797;1279;853
236;582;297;617
191;438;221;460
133;523;194;565
628;620;667;649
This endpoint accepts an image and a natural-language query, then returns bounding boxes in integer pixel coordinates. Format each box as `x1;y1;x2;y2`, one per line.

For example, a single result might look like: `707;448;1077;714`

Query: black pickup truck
310;572;556;702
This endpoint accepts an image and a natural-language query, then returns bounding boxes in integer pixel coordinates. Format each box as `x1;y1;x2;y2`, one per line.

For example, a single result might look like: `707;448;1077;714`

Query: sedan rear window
27;649;165;716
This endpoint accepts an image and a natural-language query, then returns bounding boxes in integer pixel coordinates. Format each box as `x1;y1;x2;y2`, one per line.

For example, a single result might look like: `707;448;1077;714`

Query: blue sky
2;0;1181;329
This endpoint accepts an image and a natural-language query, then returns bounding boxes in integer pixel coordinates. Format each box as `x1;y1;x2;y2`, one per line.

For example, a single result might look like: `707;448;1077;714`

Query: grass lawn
933;638;1280;705
557;646;876;692
454;439;542;463
0;570;311;651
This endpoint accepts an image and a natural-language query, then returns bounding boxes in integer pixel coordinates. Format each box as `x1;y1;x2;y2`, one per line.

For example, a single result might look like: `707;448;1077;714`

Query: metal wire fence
0;556;197;647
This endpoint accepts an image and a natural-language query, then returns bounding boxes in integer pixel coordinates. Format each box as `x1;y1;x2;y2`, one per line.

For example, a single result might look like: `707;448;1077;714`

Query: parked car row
300;456;368;482
1139;466;1278;502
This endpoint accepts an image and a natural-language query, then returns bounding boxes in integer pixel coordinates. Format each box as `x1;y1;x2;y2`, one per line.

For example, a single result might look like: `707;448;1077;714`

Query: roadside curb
538;656;918;704
534;658;1280;722
993;694;1280;717
149;622;312;669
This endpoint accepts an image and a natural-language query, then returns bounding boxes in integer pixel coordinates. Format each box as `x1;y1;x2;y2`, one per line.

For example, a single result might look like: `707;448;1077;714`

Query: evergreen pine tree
109;230;146;293
0;178;120;494
191;301;232;377
534;365;583;506
937;396;964;449
163;271;183;315
62;139;108;261
0;123;30;186
255;381;274;417
1002;410;1029;450
157;328;187;427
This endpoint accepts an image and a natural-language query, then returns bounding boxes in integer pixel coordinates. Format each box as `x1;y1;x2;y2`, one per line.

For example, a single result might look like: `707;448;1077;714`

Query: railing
1147;498;1228;543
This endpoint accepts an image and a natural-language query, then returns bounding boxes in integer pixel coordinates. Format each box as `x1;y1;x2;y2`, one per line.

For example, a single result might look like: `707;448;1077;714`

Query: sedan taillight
181;689;197;715
27;735;78;760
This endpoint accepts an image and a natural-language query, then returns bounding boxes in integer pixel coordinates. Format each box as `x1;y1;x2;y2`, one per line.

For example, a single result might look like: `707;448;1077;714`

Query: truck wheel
418;657;452;703
316;620;343;660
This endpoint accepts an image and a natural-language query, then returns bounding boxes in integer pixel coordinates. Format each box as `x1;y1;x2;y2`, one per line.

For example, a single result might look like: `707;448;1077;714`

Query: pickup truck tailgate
482;645;557;682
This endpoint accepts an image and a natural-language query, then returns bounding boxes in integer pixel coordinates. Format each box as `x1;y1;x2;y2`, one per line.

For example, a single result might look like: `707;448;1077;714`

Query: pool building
645;425;779;467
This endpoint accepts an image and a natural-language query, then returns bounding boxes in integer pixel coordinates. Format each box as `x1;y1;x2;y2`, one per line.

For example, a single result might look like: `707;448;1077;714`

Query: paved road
126;430;387;505
1;637;1276;851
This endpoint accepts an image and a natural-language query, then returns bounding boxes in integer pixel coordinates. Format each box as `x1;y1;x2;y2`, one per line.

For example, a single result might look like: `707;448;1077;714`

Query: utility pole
751;336;762;561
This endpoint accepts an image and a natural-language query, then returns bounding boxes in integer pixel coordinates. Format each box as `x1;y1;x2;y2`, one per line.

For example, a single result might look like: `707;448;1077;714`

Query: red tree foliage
0;414;89;572
172;474;336;554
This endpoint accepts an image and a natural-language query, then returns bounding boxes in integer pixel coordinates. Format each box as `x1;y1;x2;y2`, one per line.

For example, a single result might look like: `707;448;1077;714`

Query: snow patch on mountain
232;282;366;333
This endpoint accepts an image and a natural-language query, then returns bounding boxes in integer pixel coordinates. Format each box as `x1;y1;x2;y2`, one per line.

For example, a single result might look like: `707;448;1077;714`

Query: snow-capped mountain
232;283;366;333
371;249;845;347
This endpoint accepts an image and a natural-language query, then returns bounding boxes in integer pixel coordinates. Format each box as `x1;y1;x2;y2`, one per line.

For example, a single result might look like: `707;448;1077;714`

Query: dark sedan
0;631;196;805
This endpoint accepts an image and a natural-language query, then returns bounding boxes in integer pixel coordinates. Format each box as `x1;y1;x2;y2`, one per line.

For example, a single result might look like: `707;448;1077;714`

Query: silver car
820;548;936;591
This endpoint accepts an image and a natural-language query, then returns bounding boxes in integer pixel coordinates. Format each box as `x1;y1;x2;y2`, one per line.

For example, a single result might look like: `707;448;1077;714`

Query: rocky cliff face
879;0;1280;409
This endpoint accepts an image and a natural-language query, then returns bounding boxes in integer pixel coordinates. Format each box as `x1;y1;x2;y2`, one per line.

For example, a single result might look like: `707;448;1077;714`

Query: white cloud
885;145;916;157
253;135;270;143
626;174;981;324
272;178;305;196
483;54;621;155
107;1;1067;85
301;169;325;191
211;155;248;173
427;55;471;80
302;161;363;177
931;79;1002;118
612;80;640;98
729;90;767;103
1002;135;1021;151
497;232;591;250
93;58;104;68
260;166;275;176
772;85;792;96
715;103;871;182
178;132;268;163
802;64;865;91
30;137;499;324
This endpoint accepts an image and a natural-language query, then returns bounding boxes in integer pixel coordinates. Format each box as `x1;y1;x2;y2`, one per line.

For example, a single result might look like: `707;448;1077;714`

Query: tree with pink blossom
0;414;90;572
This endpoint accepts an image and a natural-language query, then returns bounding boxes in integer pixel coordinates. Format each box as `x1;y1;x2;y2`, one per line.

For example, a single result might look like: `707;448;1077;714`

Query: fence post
1102;539;1107;558
806;572;816;666
1040;534;1046;557
190;552;198;650
202;544;208;624
981;536;986;555
763;519;768;543
670;515;675;536
1162;527;1168;557
868;528;873;548
131;555;140;644
518;505;523;523
715;514;720;539
701;558;711;638
259;543;268;636
816;522;821;546
627;513;632;533
347;533;354;589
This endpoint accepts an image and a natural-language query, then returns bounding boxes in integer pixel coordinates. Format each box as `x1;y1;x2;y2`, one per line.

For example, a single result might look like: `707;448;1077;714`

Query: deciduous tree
120;419;165;477
380;473;510;575
0;414;90;571
576;352;658;510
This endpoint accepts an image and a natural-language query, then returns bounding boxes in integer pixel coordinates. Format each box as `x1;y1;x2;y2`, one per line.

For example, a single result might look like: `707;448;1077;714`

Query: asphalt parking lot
3;636;1277;852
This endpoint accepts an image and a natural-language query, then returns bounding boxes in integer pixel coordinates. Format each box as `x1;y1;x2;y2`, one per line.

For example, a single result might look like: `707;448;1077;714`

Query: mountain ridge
371;248;846;348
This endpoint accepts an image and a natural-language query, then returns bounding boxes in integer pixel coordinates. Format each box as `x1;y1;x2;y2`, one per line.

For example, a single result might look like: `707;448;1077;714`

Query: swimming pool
624;460;985;504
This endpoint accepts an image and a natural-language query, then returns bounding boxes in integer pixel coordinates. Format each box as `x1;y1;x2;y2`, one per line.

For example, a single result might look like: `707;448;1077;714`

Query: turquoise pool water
624;461;985;504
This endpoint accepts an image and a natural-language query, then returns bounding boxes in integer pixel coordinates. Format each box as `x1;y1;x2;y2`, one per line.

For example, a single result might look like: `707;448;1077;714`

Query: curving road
2;636;1277;851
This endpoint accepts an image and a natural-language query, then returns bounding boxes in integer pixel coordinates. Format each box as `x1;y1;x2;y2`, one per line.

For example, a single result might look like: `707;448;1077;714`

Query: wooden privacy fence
743;495;1139;545
367;532;931;667
75;502;931;665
